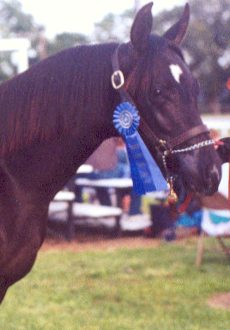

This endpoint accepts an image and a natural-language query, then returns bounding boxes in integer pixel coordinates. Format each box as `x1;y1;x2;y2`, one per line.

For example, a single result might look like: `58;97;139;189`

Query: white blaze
210;164;220;182
169;64;183;84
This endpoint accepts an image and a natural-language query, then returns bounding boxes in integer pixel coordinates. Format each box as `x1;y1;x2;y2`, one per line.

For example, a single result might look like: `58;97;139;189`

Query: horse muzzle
177;151;222;196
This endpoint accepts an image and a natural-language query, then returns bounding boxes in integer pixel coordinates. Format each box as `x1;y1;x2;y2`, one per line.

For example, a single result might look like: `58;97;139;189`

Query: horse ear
130;2;153;52
164;3;190;45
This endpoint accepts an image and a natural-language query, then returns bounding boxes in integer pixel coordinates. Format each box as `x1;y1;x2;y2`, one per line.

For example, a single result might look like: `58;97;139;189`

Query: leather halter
111;45;214;162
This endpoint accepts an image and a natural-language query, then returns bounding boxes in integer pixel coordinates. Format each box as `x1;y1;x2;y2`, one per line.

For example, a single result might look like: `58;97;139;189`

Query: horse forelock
124;36;164;95
126;35;186;98
0;43;118;157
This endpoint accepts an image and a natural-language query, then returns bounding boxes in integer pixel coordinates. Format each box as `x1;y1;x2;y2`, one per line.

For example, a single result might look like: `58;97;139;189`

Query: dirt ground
42;231;160;252
208;292;230;310
42;222;198;253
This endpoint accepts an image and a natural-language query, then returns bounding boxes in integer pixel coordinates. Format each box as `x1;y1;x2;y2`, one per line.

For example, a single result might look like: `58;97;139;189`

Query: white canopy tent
0;38;30;74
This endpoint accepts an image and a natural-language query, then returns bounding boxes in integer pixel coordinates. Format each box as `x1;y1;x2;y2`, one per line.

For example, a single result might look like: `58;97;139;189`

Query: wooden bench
49;191;122;240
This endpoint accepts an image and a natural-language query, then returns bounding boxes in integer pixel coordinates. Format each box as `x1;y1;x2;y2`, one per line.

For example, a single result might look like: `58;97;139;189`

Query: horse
0;2;223;303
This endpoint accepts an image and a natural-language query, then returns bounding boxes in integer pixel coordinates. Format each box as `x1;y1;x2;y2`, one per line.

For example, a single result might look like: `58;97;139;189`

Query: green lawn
1;238;230;330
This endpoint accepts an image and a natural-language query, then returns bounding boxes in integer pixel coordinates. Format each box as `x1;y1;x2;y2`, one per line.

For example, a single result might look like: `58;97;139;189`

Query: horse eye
153;88;161;96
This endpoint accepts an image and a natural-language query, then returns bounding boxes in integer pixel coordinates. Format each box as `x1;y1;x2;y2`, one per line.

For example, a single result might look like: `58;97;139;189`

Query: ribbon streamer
113;102;168;195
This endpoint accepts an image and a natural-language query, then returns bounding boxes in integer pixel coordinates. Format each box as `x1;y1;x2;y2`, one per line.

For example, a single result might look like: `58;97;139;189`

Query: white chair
196;164;230;266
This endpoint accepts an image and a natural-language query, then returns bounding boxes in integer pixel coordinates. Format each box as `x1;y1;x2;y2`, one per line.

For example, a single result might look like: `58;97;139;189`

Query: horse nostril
204;164;220;194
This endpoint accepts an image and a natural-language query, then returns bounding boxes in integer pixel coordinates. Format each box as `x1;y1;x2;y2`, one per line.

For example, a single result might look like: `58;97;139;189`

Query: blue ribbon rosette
113;102;168;195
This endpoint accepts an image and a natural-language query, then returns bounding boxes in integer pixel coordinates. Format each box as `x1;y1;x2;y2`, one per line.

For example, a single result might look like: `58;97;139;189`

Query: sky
21;0;186;39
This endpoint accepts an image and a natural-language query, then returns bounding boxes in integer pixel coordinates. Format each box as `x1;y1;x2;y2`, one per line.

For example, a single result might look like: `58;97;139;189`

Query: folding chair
196;163;230;267
196;208;230;267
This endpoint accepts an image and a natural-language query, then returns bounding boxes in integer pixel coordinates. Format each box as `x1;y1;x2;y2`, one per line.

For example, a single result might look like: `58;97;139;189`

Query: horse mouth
174;173;220;202
169;149;222;199
188;183;216;196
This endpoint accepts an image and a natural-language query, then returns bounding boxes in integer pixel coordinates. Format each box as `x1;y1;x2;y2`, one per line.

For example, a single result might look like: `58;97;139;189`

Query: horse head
113;3;222;196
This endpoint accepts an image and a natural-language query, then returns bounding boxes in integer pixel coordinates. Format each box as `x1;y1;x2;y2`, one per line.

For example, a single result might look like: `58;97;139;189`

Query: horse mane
0;43;118;157
0;35;184;158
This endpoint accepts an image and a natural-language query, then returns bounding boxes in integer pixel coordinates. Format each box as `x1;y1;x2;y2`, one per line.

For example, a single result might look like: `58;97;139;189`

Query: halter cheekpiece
111;45;215;201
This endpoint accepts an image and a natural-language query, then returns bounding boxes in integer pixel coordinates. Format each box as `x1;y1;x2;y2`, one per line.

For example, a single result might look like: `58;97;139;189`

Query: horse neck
0;43;124;202
0;42;120;159
70;43;120;138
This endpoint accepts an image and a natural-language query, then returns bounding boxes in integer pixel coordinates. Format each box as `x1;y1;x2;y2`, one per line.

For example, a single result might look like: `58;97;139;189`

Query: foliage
47;32;90;56
0;0;42;80
0;1;91;80
93;9;134;43
154;0;230;113
0;0;39;37
0;0;229;113
1;238;230;329
93;0;230;113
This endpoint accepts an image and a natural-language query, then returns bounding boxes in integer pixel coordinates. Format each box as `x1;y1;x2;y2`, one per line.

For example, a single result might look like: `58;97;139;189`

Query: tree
47;32;89;56
93;1;230;113
0;0;39;37
0;0;43;80
93;9;134;43
0;0;228;114
0;1;90;77
154;0;230;113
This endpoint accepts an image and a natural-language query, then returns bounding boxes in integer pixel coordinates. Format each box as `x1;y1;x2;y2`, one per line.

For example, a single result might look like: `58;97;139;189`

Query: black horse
0;3;223;302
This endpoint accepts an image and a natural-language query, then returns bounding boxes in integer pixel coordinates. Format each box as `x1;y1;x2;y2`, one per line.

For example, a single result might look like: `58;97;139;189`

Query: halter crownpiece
111;45;215;200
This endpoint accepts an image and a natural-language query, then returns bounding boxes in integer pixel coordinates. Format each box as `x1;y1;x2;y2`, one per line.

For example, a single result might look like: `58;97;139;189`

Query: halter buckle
158;139;171;154
111;70;125;90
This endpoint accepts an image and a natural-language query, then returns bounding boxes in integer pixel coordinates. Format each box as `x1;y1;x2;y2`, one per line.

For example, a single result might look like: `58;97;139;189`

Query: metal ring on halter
111;70;125;90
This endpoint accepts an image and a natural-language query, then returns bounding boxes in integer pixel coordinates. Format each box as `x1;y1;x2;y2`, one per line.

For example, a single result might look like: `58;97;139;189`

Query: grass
1;237;230;330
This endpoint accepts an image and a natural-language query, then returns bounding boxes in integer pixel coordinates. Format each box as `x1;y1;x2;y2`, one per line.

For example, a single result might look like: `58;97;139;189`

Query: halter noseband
111;45;214;198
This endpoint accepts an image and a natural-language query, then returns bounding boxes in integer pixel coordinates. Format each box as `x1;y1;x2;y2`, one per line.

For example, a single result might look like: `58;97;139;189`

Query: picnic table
49;178;168;240
75;177;133;207
49;191;122;240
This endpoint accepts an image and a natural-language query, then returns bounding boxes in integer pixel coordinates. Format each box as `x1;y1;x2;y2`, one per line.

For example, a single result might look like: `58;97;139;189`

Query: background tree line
0;0;229;113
